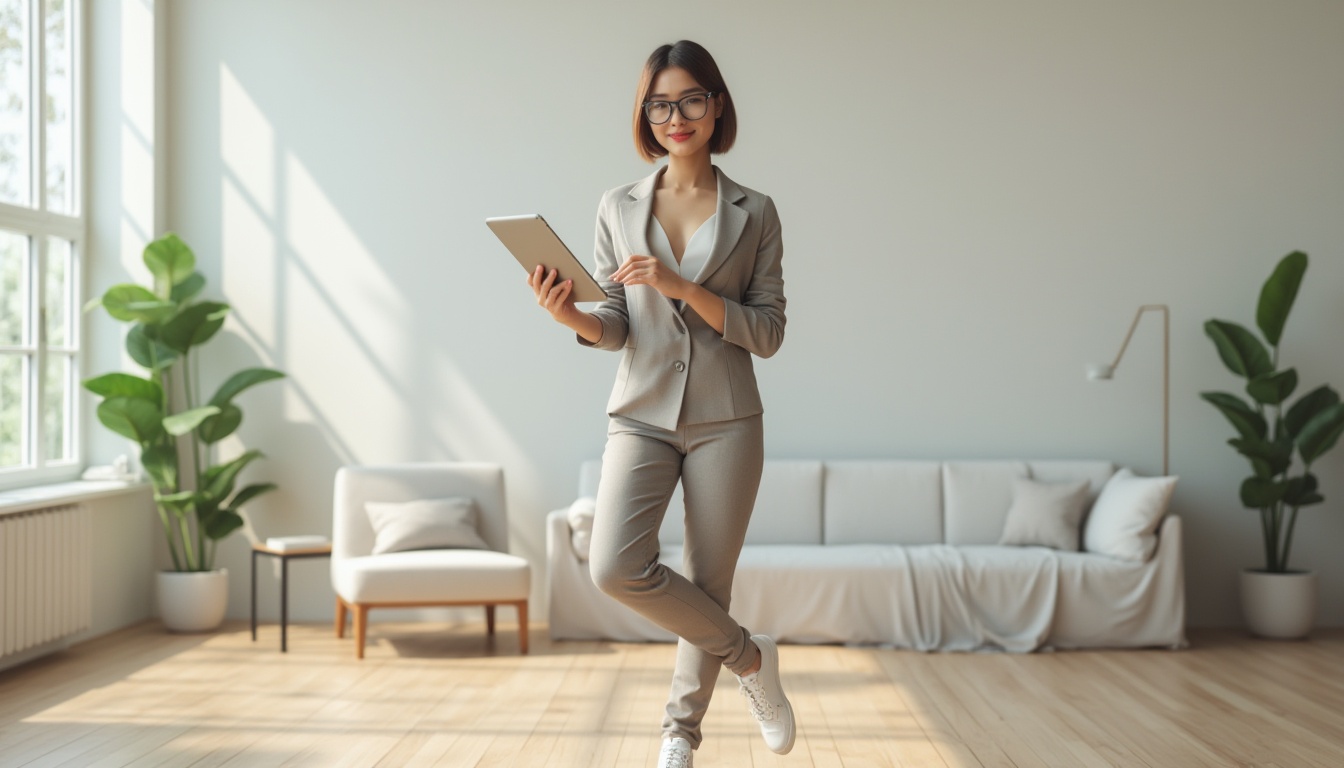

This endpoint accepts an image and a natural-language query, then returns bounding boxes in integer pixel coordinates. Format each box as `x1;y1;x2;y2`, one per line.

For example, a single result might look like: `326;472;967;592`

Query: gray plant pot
1240;568;1316;640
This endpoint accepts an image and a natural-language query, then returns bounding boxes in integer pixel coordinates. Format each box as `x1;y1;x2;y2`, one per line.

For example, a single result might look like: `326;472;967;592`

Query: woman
527;40;792;766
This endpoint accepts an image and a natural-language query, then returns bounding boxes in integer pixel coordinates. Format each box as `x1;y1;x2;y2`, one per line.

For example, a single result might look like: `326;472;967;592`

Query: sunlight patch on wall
220;181;278;348
119;0;156;269
220;65;275;212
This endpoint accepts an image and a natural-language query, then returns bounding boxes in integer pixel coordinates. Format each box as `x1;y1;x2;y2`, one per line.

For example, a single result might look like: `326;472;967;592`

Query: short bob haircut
632;40;737;163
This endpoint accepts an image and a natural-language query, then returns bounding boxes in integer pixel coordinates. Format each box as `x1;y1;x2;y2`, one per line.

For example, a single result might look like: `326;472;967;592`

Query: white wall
83;0;1343;629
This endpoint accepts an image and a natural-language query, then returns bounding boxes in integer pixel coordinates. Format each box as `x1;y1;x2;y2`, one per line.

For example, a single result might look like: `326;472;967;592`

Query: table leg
281;556;289;653
250;549;258;642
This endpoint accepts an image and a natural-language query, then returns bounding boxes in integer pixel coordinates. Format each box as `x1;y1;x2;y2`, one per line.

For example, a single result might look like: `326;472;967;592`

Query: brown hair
632;40;737;163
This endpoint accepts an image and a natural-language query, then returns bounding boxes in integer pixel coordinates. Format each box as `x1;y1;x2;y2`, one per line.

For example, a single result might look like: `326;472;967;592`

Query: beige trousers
588;412;765;749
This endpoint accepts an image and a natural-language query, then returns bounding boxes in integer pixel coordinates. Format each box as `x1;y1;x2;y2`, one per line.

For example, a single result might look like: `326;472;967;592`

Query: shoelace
739;676;775;722
659;741;691;768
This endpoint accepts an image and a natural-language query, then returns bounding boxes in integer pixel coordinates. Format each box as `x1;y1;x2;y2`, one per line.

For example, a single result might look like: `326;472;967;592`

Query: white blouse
649;213;717;311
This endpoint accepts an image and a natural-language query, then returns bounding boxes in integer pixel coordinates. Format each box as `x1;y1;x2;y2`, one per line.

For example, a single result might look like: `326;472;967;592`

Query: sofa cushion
824;461;942;545
744;461;824;544
1028;460;1116;505
997;477;1090;551
943;462;1029;545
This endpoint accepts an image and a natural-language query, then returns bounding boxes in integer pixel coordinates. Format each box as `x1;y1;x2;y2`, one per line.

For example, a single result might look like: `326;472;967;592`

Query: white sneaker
658;736;693;767
737;634;795;754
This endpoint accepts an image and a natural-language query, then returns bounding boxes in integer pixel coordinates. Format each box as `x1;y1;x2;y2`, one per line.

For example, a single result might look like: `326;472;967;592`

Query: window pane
0;353;24;467
44;0;70;213
1;230;27;346
44;236;68;346
1;0;31;207
41;352;66;460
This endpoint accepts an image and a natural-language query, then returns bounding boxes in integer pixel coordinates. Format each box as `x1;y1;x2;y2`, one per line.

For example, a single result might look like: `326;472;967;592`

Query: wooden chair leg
335;596;348;638
516;600;529;655
354;604;368;659
485;604;496;635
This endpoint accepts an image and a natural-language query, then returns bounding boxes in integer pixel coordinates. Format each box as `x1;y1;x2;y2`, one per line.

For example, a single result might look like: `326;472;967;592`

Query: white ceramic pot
157;568;229;632
1240;568;1317;640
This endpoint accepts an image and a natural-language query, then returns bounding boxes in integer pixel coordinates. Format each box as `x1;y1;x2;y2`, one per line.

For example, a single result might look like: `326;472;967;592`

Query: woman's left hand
610;255;689;300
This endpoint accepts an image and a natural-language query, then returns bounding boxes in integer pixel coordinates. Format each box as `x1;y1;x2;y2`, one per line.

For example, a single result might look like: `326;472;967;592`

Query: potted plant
84;232;285;632
1201;250;1344;639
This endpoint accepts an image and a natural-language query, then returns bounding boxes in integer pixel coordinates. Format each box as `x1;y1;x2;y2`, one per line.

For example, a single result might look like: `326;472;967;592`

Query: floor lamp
1087;304;1170;476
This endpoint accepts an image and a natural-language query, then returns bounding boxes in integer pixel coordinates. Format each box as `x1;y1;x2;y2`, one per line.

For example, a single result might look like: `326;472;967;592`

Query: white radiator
1;504;92;660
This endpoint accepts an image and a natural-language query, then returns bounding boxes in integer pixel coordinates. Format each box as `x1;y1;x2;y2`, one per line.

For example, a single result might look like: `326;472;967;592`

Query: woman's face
646;66;721;161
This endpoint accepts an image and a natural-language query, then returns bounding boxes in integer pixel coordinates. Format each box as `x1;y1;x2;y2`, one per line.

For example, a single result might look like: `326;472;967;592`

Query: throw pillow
1083;468;1178;561
997;477;1091;551
364;497;489;555
567;496;597;561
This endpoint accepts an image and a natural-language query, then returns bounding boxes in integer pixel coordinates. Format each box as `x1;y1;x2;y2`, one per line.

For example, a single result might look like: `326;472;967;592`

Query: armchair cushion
365;497;488;555
333;549;530;604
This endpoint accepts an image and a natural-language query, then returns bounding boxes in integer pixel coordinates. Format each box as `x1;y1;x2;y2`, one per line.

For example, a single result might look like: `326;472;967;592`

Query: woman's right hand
527;264;579;323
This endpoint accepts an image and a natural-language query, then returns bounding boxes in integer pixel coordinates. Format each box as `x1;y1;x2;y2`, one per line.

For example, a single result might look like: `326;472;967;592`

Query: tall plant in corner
1201;251;1344;574
84;232;285;573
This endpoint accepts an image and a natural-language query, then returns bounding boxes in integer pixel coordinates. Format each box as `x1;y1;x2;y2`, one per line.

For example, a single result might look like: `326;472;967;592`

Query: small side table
251;542;332;652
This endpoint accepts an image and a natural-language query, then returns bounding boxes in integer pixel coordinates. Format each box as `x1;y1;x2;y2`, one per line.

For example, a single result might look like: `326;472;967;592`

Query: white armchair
331;463;531;658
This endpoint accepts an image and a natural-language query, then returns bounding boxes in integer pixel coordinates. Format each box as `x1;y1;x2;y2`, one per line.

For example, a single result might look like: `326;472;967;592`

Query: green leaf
143;233;197;298
101;285;176;324
1204;320;1273;380
82;373;163;403
202;509;245;541
228;482;277;510
140;444;178;491
209;368;286;406
1282;474;1323;507
82;296;102;314
1246;368;1298;406
96;398;165;443
1240;477;1285;508
1200;392;1268;440
197;404;242;444
154;490;198;510
1297;402;1344;465
1285;385;1340;439
1229;437;1292;477
1256;251;1307;347
163;406;221;437
201;450;264;507
159;302;230;353
170;272;207;304
127;324;179;371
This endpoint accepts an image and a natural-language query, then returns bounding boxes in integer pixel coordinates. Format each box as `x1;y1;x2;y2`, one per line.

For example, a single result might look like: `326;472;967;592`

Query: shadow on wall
201;64;554;622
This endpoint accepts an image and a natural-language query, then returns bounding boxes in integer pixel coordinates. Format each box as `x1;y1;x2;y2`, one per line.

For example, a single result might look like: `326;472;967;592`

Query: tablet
486;214;608;303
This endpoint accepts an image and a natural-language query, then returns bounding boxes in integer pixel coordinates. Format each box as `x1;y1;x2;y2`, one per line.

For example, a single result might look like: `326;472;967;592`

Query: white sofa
547;459;1186;652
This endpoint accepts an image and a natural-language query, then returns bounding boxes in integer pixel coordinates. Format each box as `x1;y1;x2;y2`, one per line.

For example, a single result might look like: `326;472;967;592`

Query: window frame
0;0;86;490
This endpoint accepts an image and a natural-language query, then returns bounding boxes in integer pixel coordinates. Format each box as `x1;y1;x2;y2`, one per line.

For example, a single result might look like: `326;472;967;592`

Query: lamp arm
1105;304;1170;475
1109;304;1167;371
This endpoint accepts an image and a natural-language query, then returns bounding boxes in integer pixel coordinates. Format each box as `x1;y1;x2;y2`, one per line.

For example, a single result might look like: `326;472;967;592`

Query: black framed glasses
643;92;717;125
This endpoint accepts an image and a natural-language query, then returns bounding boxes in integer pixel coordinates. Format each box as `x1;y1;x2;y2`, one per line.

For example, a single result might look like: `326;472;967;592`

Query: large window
1;0;83;487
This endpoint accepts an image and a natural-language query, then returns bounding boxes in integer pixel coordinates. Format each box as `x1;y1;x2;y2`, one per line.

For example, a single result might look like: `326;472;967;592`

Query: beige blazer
580;164;786;430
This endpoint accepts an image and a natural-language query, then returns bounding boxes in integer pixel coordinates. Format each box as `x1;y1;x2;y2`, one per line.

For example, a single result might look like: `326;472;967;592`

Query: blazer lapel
618;165;679;313
697;166;748;285
618;165;661;270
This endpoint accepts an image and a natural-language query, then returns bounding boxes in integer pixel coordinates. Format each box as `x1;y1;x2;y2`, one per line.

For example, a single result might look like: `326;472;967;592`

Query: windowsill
0;479;152;516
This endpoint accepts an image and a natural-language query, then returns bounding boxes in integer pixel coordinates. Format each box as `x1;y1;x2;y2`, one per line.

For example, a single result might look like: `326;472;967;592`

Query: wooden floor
0;621;1341;767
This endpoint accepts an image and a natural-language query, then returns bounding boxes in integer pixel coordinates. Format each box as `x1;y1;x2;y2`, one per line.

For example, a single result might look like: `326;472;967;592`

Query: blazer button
674;361;686;372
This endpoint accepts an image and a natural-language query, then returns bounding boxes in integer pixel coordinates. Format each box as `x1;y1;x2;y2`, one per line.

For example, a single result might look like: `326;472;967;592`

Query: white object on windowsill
81;454;143;482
